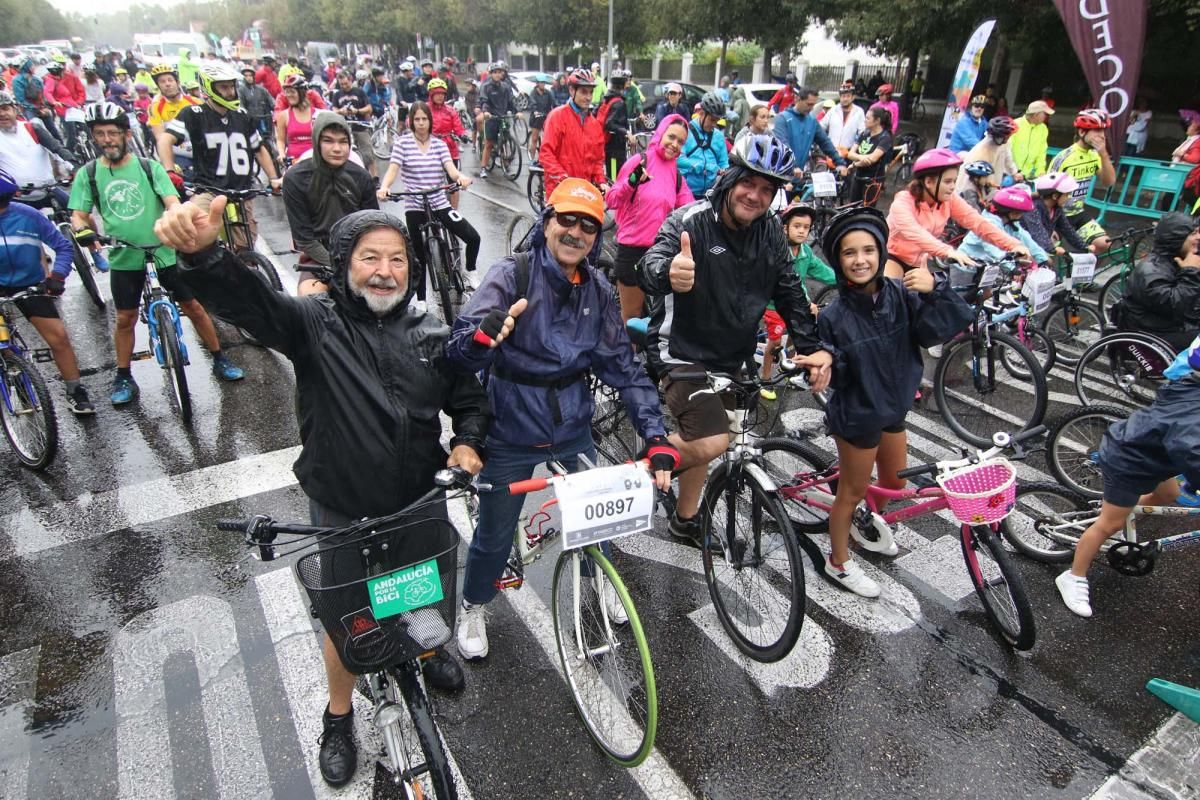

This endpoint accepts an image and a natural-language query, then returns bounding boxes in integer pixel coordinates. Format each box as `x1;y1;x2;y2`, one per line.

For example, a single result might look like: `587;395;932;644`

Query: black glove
472;308;510;347
41;275;66;296
628;161;648;188
638;435;680;474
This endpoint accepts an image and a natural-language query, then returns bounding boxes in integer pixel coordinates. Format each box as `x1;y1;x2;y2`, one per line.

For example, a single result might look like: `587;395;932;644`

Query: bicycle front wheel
758;437;837;534
701;463;805;663
395;661;458;799
961;525;1036;650
1002;482;1092;563
1074;333;1173;407
0;349;58;470
934;330;1047;448
526;170;545;213
499;133;522;181
1096;272;1126;329
551;547;656;767
1047;405;1127;498
237;249;284;291
60;223;105;310
154;304;192;424
1039;298;1103;368
505;213;538;255
426;238;457;324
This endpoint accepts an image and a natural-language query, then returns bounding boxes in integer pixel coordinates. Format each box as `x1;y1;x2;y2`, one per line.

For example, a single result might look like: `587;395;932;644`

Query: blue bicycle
110;238;192;423
0;288;59;469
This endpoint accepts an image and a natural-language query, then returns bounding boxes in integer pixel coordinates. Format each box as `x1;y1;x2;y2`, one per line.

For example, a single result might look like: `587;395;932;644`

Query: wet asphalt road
0;148;1197;800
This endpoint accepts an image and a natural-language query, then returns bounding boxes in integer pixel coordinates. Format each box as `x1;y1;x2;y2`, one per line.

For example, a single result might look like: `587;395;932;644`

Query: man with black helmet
153;198;489;789
676;91;729;197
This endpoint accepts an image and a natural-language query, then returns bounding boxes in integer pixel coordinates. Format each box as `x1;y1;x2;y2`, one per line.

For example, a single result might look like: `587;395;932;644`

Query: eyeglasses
554;212;600;235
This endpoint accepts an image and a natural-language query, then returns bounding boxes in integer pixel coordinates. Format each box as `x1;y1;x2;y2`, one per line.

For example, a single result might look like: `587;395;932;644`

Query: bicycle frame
0;304;43;415
778;465;955;526
140;254;189;369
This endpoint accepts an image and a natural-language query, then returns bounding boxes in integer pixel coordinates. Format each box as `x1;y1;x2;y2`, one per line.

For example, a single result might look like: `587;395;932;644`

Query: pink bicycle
758;426;1046;650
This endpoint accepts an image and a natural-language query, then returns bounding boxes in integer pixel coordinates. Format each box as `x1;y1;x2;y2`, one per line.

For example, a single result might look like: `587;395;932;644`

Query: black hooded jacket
179;211;490;517
638;167;826;376
1120;212;1200;340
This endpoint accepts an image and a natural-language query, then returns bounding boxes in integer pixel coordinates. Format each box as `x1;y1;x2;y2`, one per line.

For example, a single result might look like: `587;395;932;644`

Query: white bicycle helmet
84;101;130;130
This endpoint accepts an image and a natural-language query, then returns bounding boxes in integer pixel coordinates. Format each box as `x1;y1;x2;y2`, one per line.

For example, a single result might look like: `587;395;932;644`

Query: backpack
85;157;167;216
22;121;39;144
594;95;622;146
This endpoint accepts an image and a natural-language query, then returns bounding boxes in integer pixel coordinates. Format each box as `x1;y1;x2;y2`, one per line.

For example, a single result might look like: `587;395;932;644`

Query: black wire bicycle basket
296;515;459;674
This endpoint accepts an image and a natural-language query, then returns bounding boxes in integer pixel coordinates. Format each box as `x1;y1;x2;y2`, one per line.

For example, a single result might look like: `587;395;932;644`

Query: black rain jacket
1120;212;1200;342
179;210;490;517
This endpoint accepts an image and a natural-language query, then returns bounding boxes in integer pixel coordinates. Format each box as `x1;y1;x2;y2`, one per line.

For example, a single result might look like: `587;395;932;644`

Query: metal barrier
1046;147;1193;222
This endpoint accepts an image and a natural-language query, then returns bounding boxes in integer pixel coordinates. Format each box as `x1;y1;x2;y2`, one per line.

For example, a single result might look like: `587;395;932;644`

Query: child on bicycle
815;207;973;597
1055;333;1200;618
760;202;836;400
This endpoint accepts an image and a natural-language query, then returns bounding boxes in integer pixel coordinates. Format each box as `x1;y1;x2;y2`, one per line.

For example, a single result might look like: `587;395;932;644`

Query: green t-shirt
769;242;836;308
68;157;179;271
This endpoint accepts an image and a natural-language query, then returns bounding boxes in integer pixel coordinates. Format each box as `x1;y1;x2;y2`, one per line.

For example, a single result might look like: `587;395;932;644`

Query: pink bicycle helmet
912;147;963;176
1034;171;1079;194
991;186;1034;213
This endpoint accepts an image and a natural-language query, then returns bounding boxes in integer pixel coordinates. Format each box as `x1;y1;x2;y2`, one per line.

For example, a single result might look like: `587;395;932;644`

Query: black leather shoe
318;708;357;787
422;647;466;692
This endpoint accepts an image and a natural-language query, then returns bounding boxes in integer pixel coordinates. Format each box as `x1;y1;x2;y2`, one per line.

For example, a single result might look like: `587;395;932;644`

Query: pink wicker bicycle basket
937;459;1017;525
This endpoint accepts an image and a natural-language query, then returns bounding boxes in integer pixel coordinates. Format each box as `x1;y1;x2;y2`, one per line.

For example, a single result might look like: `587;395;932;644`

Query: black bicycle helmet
700;92;726;118
821;206;889;278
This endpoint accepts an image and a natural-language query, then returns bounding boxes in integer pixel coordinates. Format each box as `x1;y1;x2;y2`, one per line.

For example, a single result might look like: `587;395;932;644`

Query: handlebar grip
509;477;549;495
1011;425;1047;444
216;519;247;532
896;464;938;480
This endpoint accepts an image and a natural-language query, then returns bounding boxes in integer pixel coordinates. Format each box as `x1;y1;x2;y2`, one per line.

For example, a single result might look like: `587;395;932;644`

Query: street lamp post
607;0;614;74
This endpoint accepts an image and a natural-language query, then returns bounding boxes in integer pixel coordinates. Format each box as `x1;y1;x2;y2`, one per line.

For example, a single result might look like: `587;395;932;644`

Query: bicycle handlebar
0;288;55;303
187;185;278;199
895;425;1046;480
384;183;461;200
501;459;653;496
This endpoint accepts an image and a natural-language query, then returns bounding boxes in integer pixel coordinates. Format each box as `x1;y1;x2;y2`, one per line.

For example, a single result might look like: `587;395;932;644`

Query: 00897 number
583;497;636;521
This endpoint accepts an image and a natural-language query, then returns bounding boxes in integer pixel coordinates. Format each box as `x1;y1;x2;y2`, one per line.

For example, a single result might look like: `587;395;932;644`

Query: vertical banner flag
936;20;997;149
1052;0;1148;154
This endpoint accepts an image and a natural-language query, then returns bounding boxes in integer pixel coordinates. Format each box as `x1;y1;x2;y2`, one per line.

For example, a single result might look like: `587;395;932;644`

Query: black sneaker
66;385;96;416
669;512;722;553
318;708;357;787
422;647;465;692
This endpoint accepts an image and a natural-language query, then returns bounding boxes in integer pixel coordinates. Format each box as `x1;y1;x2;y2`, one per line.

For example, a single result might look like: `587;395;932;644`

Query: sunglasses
554;212;600;235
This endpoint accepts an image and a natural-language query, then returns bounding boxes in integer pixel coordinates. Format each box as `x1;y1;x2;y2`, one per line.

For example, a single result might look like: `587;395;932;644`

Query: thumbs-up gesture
669;231;696;293
154;196;227;255
472;297;528;348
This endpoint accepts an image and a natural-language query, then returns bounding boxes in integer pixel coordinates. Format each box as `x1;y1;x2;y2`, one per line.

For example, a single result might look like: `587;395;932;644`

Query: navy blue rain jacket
446;236;666;448
1101;376;1200;489
818;275;973;441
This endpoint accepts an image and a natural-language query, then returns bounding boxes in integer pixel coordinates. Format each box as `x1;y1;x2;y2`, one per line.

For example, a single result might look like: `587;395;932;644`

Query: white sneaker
456;601;489;660
824;556;881;598
600;577;629;625
478;168;488;179
1055;571;1093;618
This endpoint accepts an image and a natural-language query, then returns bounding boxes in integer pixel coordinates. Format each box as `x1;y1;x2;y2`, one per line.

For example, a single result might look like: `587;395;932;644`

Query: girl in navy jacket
816;207;973;598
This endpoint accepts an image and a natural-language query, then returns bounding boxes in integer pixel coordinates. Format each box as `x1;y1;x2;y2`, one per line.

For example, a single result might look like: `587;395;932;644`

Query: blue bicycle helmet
964;160;995;177
0;168;18;201
730;134;796;184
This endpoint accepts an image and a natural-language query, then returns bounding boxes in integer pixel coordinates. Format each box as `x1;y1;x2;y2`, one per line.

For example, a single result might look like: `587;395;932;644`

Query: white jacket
820;103;866;151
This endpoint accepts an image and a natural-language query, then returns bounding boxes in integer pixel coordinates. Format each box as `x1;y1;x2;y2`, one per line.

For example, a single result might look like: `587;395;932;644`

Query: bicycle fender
744;462;777;493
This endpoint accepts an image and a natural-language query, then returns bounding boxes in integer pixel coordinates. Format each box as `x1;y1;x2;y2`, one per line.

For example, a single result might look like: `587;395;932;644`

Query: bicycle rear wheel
1073;333;1173;407
60;223;105;310
961;525;1035;650
1046;405;1127;498
0;349;58;470
1001;325;1056;378
551;547;656;767
700;462;805;663
154;304;192;424
395;661;458;799
1001;482;1092;563
505;213;538;255
758;437;836;534
1038;298;1103;368
934;330;1047;448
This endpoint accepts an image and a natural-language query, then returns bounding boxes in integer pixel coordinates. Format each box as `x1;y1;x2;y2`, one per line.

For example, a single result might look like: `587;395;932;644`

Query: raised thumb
679;231;692;257
207;195;228;227
508;297;529;318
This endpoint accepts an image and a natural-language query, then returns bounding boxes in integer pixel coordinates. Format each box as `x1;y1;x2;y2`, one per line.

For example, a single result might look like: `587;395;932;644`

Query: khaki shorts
662;371;732;442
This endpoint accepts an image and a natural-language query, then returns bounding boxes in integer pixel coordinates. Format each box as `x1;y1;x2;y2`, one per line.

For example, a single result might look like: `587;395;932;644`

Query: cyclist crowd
3;49;1199;788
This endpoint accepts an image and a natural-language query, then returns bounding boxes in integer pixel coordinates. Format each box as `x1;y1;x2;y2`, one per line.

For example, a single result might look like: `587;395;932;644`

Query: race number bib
555;463;654;549
812;172;838;198
1022;267;1057;313
1070;253;1097;283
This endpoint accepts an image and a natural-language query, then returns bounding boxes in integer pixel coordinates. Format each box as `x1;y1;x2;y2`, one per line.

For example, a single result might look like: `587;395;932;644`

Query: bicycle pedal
32;349;53;364
131;350;153;361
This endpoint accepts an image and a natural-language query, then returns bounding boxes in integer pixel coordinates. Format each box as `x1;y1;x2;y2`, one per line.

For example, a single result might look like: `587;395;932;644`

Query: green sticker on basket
367;558;443;619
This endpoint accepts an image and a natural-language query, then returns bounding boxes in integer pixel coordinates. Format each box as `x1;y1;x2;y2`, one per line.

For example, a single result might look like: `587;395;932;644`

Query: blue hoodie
949;114;988;153
773;106;845;169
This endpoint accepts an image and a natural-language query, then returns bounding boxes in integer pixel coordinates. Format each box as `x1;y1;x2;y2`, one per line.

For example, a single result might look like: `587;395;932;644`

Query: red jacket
431;101;465;160
273;89;326;113
52;71;85;113
539;103;606;196
769;85;796;113
255;66;281;98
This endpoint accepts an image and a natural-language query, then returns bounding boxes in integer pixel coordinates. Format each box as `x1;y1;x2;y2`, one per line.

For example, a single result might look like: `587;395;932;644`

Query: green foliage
0;0;73;46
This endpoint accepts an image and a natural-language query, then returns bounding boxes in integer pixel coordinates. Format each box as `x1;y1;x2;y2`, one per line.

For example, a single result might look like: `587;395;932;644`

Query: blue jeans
462;431;597;605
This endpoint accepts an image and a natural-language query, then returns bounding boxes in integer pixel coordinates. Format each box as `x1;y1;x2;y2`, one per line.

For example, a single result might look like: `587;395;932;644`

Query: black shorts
484;116;501;142
110;266;195;311
836;421;906;450
530;113;547;130
662;370;733;441
612;244;649;287
0;286;59;319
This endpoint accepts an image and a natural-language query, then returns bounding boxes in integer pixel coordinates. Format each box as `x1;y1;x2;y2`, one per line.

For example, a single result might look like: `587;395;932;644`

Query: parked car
635;79;707;115
737;83;786;107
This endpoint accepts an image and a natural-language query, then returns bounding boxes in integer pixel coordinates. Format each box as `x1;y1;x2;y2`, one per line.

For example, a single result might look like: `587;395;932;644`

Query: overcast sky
49;0;182;19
